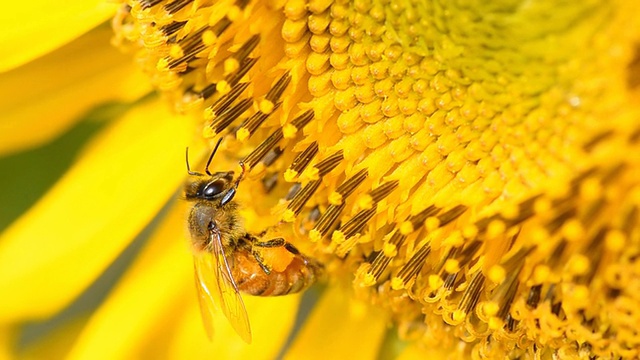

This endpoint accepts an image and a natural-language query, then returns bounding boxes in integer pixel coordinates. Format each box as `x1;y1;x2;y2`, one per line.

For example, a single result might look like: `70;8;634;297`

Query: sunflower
2;0;640;359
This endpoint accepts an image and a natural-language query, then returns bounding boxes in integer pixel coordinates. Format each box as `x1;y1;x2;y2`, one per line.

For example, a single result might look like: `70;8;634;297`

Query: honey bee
184;139;322;343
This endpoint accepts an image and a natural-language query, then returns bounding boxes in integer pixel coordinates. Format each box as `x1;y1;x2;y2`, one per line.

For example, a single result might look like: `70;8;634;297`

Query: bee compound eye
202;179;226;198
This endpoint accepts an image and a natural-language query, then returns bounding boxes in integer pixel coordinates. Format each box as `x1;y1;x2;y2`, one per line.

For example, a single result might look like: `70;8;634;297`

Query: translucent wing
193;229;252;343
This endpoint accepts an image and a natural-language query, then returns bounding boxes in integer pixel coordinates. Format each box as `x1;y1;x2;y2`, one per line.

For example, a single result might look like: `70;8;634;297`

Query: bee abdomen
232;252;320;296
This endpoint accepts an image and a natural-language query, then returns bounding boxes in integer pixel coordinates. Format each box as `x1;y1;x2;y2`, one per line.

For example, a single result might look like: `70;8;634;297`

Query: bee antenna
185;147;199;175
237;161;247;183
205;138;224;176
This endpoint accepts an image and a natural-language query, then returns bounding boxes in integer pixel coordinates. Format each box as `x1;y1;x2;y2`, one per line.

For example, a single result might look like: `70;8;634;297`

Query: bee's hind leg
252;238;308;267
251;250;272;275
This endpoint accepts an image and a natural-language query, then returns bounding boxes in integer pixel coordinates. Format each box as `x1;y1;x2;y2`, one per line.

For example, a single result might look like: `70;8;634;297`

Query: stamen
367;231;406;284
311;169;368;239
315;151;344;177
208;83;250;112
393;244;431;289
164;0;192;14
265;73;292;103
287;142;319;179
161;21;187;37
286;180;321;217
310;203;345;238
211;99;253;134
237;103;282;139
226;57;259;87
243;129;284;168
138;0;164;9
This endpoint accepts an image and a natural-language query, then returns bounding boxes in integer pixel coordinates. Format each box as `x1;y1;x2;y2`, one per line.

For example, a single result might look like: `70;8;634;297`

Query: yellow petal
167;288;302;359
18;315;89;359
0;25;152;156
0;327;15;360
66;206;191;360
284;286;387;360
0;1;116;72
397;344;456;360
0;99;191;322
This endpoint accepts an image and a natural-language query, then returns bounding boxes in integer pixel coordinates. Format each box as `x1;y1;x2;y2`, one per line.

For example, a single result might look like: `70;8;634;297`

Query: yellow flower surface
2;0;640;359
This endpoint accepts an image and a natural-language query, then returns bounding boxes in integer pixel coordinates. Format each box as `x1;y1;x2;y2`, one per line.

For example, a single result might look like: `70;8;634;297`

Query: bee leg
252;238;286;248
283;242;302;255
251;250;272;275
254;238;314;267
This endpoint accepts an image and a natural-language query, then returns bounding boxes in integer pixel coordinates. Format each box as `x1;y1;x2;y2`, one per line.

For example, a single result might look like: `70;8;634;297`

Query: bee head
184;138;245;206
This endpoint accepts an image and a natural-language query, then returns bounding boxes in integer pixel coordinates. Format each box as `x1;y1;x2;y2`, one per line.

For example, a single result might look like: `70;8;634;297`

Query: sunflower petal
284;286;387;360
66;206;191;359
397;344;453;360
167;289;302;359
0;25;151;156
0;99;191;322
0;1;117;72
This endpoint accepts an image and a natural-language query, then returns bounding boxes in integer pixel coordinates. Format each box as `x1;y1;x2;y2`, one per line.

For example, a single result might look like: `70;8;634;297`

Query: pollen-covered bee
184;139;322;343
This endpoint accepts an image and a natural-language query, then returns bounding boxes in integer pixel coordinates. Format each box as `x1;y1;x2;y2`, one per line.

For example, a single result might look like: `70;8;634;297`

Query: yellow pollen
203;107;215;121
488;265;506;283
284;169;298;182
259;99;275;114
567;285;590;309
533;265;551;284
331;230;346;244
425;217;441;231
169;44;184;59
533;197;552;214
428;275;444;290
216;81;231;95
605;230;626;252
282;123;298;139
202;126;216;139
443;231;464;247
301;167;320;181
226;5;241;21
383;243;397;257
561;219;585;242
500;203;519;220
486;220;507;238
223;58;240;75
530;226;550;246
579;177;602;201
567;254;590;276
362;273;376;287
282;209;296;223
444;259;460;273
156;58;169;71
488;317;504;330
399;221;414;235
451;309;466;324
202;30;217;46
328;192;342;205
357;194;374;210
391;277;404;290
236;128;250;142
483;301;500;317
309;229;322;243
462;224;479;239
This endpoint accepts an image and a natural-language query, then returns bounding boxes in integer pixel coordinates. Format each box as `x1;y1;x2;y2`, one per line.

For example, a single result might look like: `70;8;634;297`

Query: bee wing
193;259;215;340
193;230;252;343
